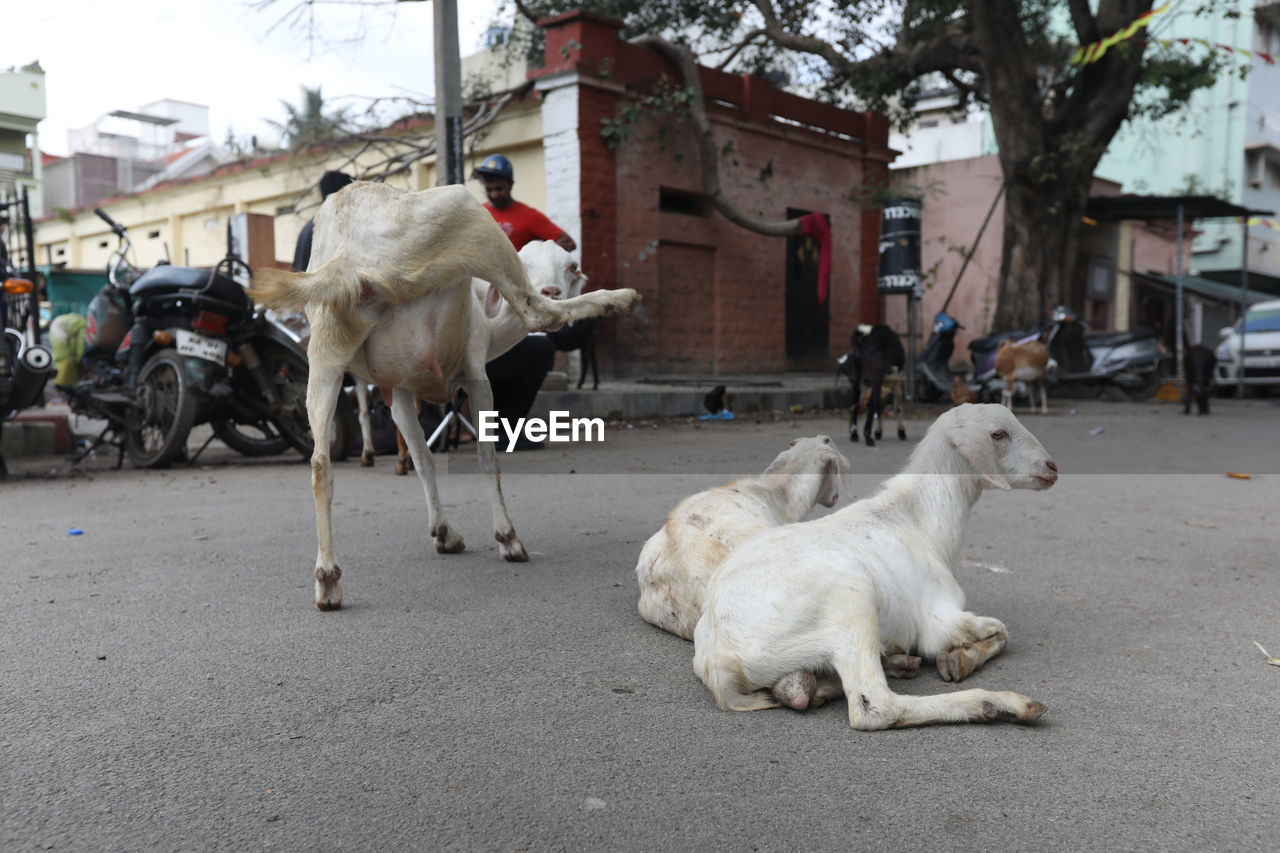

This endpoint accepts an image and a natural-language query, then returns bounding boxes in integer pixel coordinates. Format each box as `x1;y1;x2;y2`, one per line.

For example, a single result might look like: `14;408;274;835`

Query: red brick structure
530;11;894;376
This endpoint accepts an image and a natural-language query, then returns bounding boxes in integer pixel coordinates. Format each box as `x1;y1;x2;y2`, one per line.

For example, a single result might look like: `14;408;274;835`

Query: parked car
1215;298;1280;391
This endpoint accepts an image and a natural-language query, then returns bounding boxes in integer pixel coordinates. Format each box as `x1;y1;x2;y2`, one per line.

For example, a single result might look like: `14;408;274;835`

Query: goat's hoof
395;460;413;476
897;428;907;441
864;436;876;448
314;571;343;611
882;652;922;679
432;524;466;554
982;697;1047;724
936;646;979;682
496;530;528;562
360;452;375;467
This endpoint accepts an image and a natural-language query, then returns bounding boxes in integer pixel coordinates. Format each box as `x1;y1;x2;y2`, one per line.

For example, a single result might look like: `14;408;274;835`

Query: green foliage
598;75;698;150
266;86;353;152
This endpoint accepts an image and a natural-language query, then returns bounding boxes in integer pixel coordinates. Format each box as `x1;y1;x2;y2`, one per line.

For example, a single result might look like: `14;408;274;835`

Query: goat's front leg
353;383;375;467
461;376;527;562
934;614;1009;683
307;365;346;610
390;388;464;554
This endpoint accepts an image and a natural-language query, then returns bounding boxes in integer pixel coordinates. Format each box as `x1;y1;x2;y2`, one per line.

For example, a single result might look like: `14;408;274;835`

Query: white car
1216;298;1280;389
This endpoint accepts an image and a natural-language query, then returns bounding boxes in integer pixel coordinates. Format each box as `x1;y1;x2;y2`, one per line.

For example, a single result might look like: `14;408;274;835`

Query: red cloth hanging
799;212;831;303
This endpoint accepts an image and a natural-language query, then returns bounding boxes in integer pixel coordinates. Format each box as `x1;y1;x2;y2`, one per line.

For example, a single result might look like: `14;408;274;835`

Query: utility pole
399;0;464;186
432;0;464;186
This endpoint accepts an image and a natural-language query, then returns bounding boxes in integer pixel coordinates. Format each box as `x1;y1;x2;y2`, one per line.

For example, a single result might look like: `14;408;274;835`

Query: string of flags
1070;2;1169;65
1069;2;1279;68
1243;217;1280;231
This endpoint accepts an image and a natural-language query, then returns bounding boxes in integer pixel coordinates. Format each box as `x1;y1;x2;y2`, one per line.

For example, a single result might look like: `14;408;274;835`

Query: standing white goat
252;182;639;610
351;240;588;468
693;403;1058;730
635;435;851;641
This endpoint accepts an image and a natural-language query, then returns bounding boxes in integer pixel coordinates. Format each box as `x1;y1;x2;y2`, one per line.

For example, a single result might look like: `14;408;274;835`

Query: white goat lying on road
693;403;1058;730
351;240;588;469
253;182;639;610
635;435;851;641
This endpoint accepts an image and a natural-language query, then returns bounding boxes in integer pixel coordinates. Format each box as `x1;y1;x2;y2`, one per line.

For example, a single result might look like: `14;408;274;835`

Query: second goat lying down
693;403;1058;730
635;435;851;641
252;182;639;610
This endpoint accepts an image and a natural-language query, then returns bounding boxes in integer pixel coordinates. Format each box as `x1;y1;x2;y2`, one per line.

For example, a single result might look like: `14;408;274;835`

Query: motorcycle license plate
175;329;227;364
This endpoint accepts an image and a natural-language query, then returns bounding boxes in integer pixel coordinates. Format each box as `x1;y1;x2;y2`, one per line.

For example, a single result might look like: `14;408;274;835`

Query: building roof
1137;272;1272;306
1086;195;1273;221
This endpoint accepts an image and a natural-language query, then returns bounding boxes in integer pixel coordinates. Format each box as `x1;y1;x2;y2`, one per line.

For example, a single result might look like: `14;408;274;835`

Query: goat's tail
251;261;365;315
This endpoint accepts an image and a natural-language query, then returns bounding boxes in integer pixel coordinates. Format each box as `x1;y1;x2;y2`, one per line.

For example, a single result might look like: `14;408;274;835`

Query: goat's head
768;435;852;507
518;240;587;299
942;403;1058;491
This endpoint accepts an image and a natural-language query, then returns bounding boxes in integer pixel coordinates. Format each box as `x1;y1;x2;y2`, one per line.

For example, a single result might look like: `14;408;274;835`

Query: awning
1137;272;1271;306
1086;195;1272;221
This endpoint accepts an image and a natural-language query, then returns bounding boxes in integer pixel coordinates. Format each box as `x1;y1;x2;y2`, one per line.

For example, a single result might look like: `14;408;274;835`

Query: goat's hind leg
391;388;464;554
307;364;347;610
461;375;526;562
831;609;1042;729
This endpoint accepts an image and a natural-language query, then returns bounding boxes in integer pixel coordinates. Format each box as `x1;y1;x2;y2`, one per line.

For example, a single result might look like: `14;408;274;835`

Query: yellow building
34;95;547;276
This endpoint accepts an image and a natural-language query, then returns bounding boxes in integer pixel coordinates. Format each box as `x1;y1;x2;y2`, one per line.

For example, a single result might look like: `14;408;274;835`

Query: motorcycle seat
1083;328;1154;348
967;329;1038;353
130;266;251;311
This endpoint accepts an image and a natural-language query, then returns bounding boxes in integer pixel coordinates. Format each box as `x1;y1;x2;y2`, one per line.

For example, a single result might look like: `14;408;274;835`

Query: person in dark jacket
292;170;354;272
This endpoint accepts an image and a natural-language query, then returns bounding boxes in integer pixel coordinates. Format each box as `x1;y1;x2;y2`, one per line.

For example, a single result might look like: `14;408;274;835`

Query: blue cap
473;154;514;181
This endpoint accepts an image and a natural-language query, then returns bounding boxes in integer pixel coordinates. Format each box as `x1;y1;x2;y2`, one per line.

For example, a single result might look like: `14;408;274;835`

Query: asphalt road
2;397;1278;851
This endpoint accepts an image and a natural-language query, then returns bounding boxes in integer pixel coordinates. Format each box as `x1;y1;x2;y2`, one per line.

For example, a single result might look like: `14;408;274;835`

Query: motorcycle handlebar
94;207;127;238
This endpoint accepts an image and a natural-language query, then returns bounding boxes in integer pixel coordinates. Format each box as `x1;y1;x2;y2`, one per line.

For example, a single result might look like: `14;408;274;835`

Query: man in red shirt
471;154;576;449
473;154;576;252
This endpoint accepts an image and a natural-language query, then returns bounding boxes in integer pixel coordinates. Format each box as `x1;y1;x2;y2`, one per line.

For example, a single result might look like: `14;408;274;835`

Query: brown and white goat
252;182;639;610
994;339;1050;413
635;435;851;641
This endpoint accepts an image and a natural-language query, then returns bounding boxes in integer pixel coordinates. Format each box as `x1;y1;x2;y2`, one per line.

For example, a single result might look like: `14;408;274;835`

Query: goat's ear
483;283;502;318
950;426;1011;490
789;437;801;446
817;455;846;507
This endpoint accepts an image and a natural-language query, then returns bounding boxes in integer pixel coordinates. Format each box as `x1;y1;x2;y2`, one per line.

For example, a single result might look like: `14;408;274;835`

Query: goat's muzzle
1034;459;1059;488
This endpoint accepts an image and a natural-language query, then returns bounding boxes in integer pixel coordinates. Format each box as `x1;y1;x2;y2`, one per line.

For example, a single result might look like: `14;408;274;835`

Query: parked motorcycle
914;310;963;402
967;305;1164;402
1;201;53;474
55;208;355;467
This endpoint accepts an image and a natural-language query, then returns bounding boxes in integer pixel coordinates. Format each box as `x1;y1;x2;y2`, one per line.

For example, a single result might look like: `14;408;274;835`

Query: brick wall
535;11;893;377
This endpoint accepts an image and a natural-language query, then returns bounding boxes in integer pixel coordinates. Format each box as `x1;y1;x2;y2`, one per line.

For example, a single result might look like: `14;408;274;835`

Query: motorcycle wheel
915;381;944;403
125;348;197;468
1118;371;1163;402
211;419;292;457
257;342;354;461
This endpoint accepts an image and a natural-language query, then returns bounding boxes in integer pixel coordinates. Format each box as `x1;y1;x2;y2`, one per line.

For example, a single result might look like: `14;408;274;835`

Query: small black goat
1183;337;1217;415
549;318;599;390
848;324;906;447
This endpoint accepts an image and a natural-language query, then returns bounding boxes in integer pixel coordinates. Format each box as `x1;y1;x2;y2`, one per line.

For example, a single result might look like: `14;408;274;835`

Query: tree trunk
994;173;1089;331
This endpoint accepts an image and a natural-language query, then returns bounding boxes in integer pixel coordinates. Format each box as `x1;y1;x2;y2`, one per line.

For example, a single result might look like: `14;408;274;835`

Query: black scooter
1;199;53;474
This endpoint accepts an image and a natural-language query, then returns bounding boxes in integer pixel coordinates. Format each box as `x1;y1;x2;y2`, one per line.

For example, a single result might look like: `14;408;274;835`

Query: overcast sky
7;0;505;156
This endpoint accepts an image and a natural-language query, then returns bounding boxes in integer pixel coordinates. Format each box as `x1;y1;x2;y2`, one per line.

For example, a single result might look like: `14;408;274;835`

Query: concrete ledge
1;420;57;459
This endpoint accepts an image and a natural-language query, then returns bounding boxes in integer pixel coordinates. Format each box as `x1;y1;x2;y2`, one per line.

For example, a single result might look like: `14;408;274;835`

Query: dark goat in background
1183;334;1217;415
848;324;906;447
549;318;599;390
